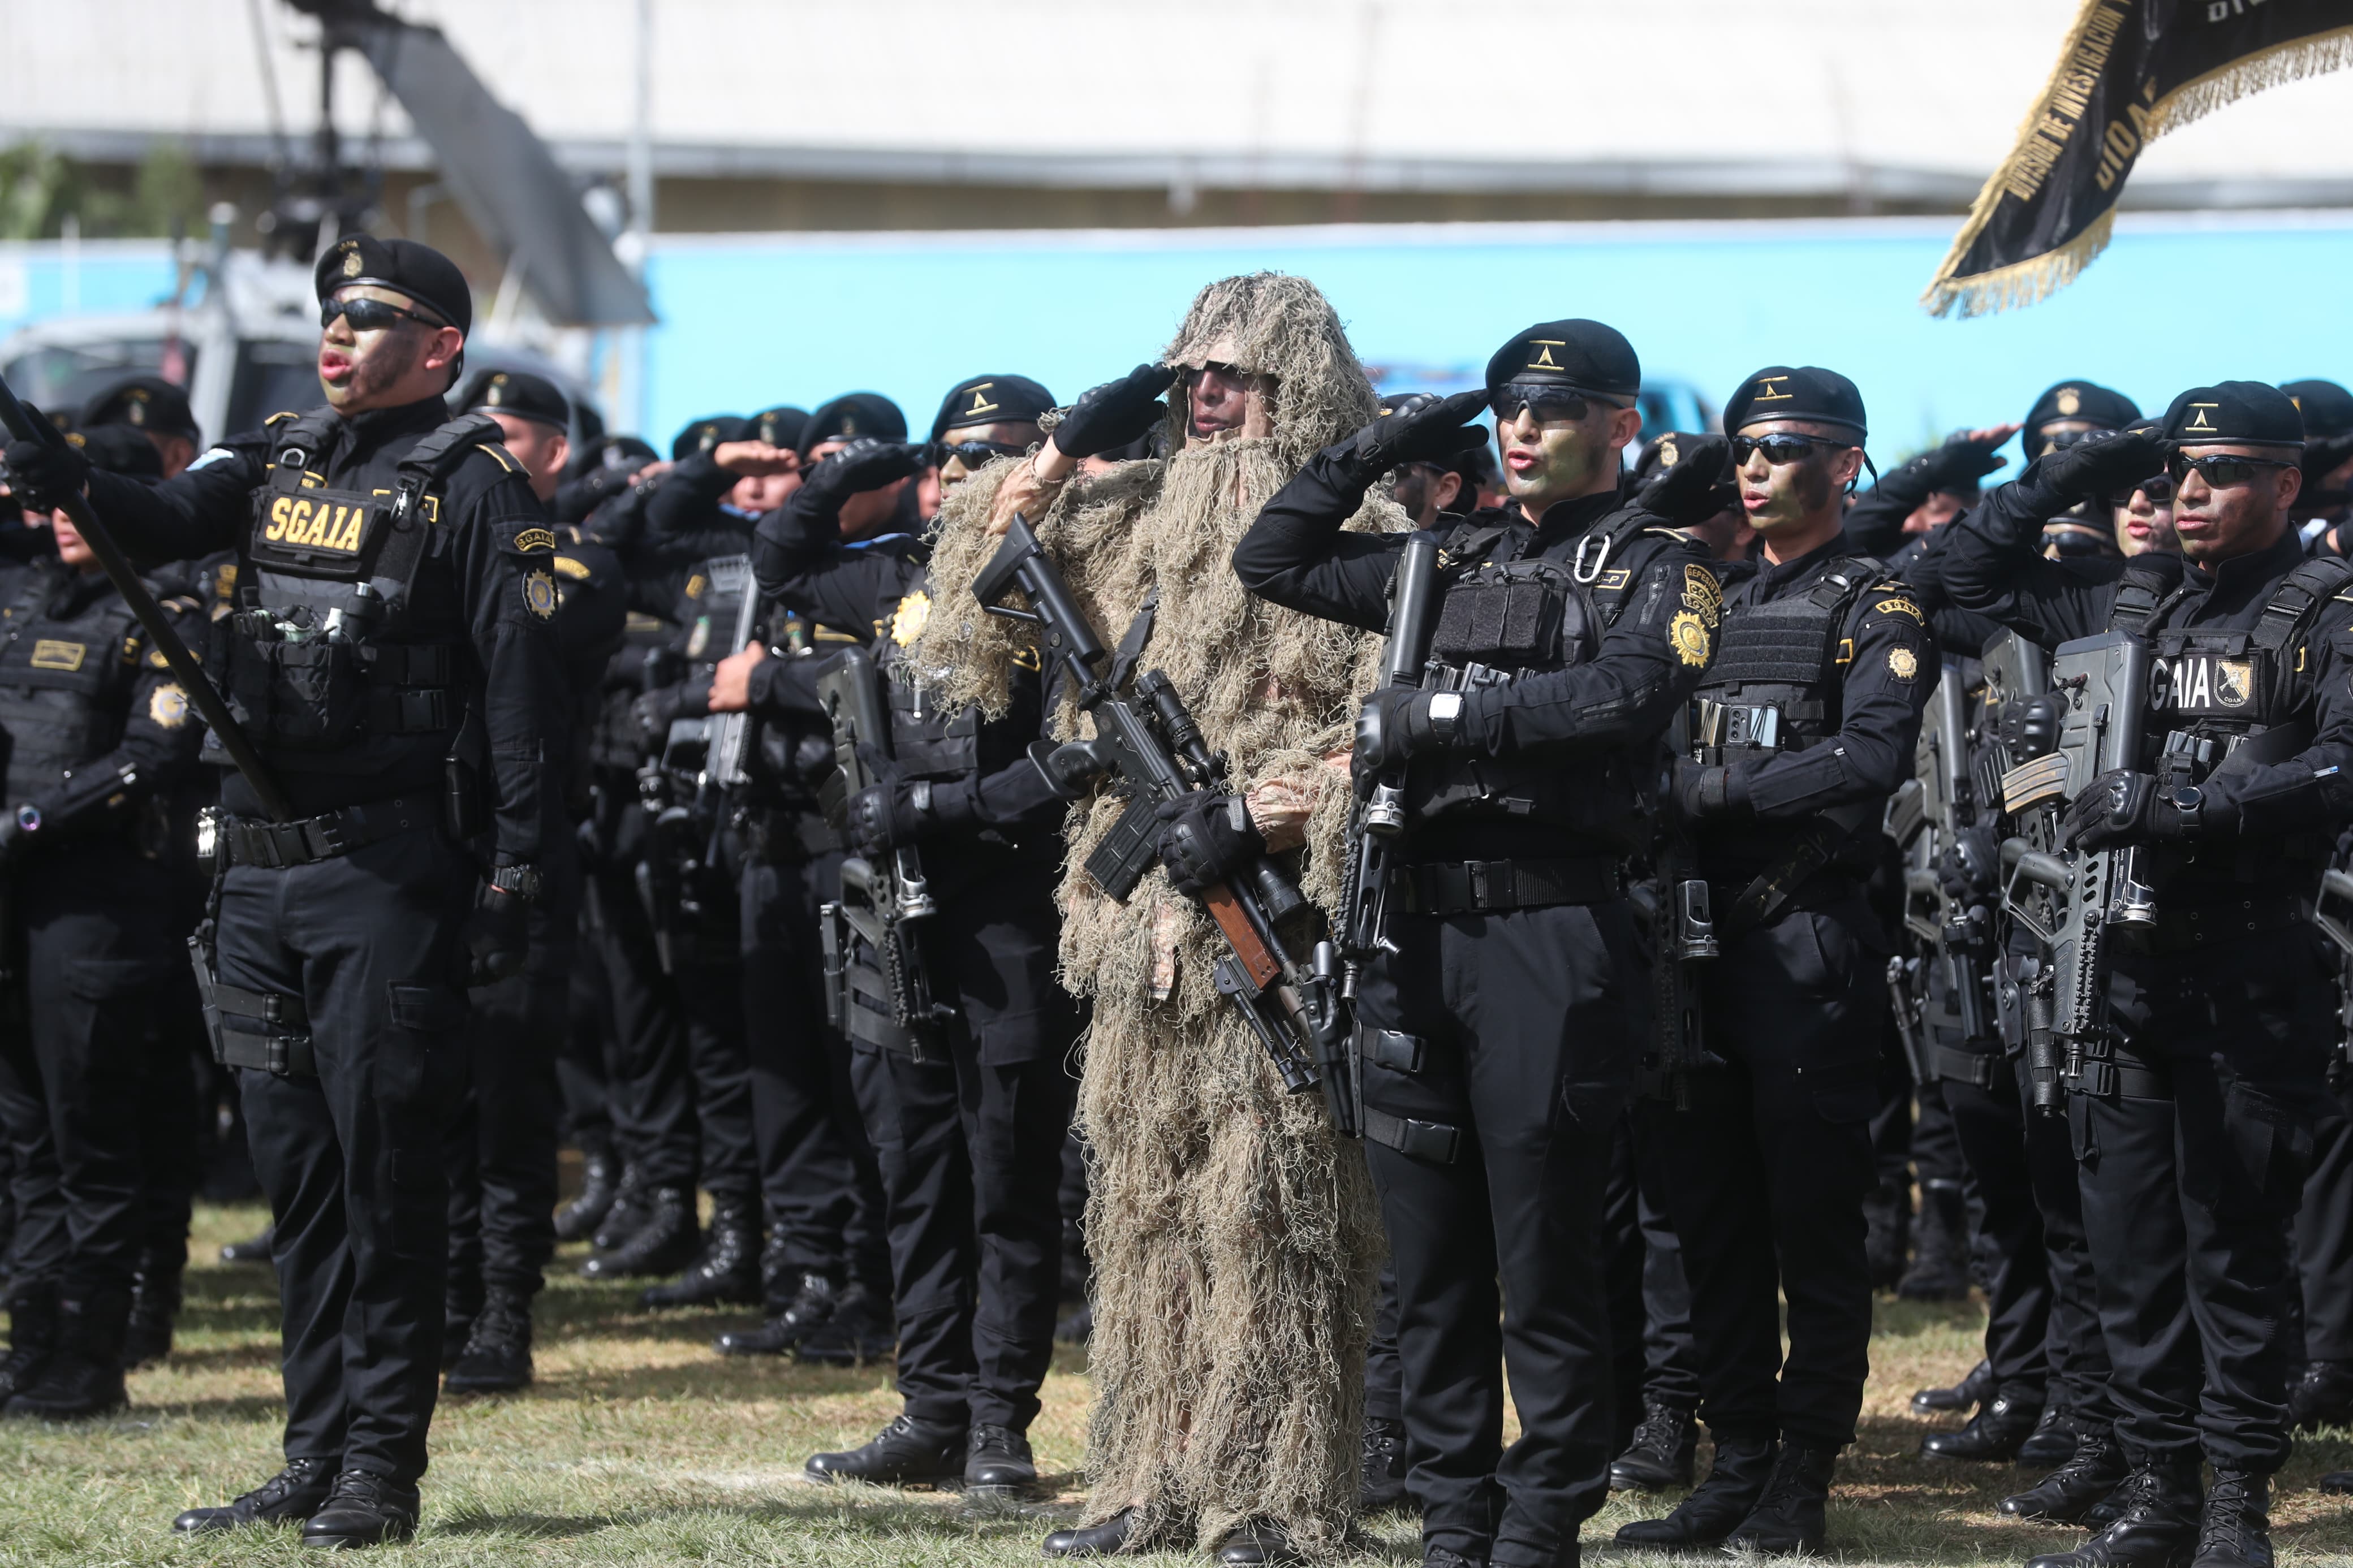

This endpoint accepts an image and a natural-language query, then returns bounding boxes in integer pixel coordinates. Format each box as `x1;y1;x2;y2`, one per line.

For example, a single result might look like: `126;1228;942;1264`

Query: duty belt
2063;1040;2170;1102
1395;856;1617;915
222;793;435;869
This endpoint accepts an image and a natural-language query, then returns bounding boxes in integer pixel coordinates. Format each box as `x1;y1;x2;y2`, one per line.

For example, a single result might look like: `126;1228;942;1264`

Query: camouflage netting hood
908;273;1390;1554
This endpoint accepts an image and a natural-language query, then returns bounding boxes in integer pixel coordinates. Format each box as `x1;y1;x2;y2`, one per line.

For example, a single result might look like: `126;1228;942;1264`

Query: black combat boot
2320;1470;2353;1495
1614;1433;1777;1549
640;1197;760;1308
173;1457;338;1532
1359;1414;1408;1510
804;1412;966;1487
443;1287;533;1394
1724;1440;1838;1556
2191;1470;2272;1568
1212;1519;1300;1565
1610;1398;1698;1491
1863;1178;1910;1290
0;1281;59;1402
1042;1506;1137;1558
589;1161;649;1252
715;1272;837;1357
1914;1357;1994;1415
122;1250;182;1369
553;1141;620;1244
1898;1179;1972;1301
219;1225;275;1266
1921;1392;2045;1462
795;1283;895;1366
2002;1424;2132;1523
2020;1402;2080;1467
966;1422;1038;1495
7;1288;130;1418
2026;1460;2202;1568
580;1185;696;1281
2291;1358;2353;1430
299;1468;422;1548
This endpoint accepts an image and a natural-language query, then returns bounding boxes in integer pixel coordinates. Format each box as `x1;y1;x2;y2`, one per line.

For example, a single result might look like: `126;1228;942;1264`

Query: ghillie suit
915;274;1393;1554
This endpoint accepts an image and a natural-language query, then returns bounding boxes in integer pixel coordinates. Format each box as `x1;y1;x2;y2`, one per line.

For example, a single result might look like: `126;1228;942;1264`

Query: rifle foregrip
1204;885;1282;990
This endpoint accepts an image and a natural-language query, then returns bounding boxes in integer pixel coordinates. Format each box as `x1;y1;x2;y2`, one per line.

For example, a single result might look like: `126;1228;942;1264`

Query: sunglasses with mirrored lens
1730;433;1851;465
1489;383;1624;425
320;296;445;333
2165;453;2294;487
2126;474;2176;504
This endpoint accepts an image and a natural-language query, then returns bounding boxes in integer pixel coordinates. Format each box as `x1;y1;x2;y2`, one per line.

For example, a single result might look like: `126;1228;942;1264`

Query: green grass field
4;1202;2352;1566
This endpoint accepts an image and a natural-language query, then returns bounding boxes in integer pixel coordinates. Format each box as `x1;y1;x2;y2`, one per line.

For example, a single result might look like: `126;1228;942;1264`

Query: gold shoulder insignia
514;526;556;554
264;411;299;427
1873;596;1925;624
1682;562;1723;628
684;573;708;600
1888;646;1919;680
1669;610;1713;668
522;568;559;621
551;555;592;581
890;590;932;647
480;443;519;473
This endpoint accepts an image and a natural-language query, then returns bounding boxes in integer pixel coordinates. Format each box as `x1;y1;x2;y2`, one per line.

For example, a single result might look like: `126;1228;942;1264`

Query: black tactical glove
1352;687;1455;787
847;779;932;859
1669;760;1740;819
2;434;88;512
1941;824;2002;900
463;881;532;987
1912;430;2013;495
799;438;927;512
2036;424;2167;502
1153;793;1264;897
1636;434;1736;524
1998;694;2062;763
1052;364;1177;459
1328;388;1490;491
2061;768;2172;850
631;686;687;754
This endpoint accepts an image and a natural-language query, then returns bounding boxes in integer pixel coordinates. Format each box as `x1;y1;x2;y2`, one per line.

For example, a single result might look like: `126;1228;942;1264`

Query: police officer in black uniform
0;426;209;1418
4;236;565;1546
1236;321;1720;1568
80;374;205;480
1943;383;2353;1568
1620;368;1937;1557
750;383;1080;1494
439;370;624;1392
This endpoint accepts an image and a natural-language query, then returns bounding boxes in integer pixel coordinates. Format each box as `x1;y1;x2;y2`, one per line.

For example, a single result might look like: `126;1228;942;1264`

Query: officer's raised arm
751;395;926;632
1941;424;2169;646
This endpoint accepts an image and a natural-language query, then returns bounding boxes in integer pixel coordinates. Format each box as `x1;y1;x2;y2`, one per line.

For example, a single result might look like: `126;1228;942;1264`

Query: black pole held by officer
3;235;567;1547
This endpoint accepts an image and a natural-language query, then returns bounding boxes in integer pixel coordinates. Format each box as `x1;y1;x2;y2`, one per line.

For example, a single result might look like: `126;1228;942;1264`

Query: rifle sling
1720;802;1874;937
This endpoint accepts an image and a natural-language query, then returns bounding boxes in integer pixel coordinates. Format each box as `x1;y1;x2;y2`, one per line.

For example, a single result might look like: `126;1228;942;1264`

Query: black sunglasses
934;439;1024;466
320;295;447;334
1489;383;1626;424
2122;474;2176;504
1730;433;1853;465
2165;453;2295;487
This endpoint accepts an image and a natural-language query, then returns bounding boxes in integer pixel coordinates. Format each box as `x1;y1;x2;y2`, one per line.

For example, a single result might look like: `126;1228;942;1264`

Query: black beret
931;375;1055;442
314;235;472;336
1632;431;1714;486
571;433;658;480
1484;320;1640;398
2024;380;2139;437
2282;379;2353;440
800;392;908;456
750;405;809;450
66;422;163;480
79;374;198;442
1723;365;1868;440
461;368;569;430
2164;381;2305;448
671;415;749;461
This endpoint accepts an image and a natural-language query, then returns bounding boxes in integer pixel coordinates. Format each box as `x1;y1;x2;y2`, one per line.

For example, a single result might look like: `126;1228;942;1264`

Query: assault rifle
1639;700;1718;1107
1998;630;2157;1104
1337;535;1440;986
635;555;756;973
1893;663;1999;1087
812;643;945;1053
2315;864;2353;1082
972;513;1351;1129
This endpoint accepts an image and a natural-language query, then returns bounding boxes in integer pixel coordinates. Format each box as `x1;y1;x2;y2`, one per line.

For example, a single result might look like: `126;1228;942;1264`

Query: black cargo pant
219;820;475;1485
0;845;193;1302
742;848;888;1301
846;858;1075;1435
1641;894;1882;1452
1355;895;1641;1568
2298;1078;2353;1367
446;841;580;1310
2075;924;2333;1475
1603;1107;1700;1444
1938;1054;2050;1403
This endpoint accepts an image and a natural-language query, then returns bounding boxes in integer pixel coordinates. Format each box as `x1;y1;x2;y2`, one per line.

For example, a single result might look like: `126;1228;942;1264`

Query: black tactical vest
1691;555;1882;763
227;410;498;761
0;567;144;805
872;577;1041;787
2139;554;2353;789
1404;507;1679;831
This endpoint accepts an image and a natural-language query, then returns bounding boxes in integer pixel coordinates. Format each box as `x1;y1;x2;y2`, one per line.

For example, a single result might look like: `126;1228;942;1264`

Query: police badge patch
1889;646;1919;680
149;683;189;728
890;590;932;647
1670;610;1712;667
523;569;559;620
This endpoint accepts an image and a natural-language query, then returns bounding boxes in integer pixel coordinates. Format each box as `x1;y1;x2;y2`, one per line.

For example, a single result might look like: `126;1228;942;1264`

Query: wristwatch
2166;785;2204;834
489;863;544;901
1425;690;1464;743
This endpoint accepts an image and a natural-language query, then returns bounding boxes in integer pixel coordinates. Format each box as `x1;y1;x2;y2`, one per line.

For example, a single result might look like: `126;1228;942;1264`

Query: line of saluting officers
0;235;2348;1568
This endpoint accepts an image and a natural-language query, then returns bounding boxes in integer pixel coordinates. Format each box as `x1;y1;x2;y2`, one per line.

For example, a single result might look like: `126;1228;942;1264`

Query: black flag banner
1924;0;2353;317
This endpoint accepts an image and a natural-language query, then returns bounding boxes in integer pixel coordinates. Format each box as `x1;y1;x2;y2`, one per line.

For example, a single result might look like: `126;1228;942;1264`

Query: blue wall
643;212;2353;473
